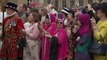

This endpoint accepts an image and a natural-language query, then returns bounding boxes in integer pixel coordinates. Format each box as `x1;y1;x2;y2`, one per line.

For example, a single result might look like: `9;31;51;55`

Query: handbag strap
98;34;105;43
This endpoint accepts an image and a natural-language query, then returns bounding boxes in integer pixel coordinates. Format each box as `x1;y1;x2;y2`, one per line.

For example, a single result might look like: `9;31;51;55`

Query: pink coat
56;28;68;60
48;22;57;36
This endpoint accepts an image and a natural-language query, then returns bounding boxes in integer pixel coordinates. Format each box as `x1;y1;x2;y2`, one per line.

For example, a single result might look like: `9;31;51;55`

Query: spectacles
57;21;62;24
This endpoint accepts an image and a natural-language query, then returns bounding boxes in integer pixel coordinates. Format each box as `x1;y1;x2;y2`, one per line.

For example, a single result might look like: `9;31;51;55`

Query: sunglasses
57;21;62;24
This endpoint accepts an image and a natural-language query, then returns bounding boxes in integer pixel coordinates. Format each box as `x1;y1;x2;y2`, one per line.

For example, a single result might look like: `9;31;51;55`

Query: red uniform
0;17;24;60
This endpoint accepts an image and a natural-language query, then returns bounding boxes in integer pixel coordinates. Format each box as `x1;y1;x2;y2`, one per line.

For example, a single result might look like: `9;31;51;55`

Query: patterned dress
23;23;40;60
66;26;74;60
0;17;24;60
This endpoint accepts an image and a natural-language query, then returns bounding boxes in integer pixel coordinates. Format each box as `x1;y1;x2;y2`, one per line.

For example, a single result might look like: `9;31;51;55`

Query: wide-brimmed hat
5;2;17;11
61;7;70;15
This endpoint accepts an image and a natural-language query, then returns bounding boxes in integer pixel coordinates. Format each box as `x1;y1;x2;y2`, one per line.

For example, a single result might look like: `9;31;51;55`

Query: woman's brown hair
31;12;41;22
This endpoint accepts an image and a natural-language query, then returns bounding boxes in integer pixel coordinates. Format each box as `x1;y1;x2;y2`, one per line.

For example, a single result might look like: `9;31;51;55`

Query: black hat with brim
5;2;17;11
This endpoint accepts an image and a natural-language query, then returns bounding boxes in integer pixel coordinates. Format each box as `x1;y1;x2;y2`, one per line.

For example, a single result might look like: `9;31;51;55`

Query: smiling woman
23;12;41;60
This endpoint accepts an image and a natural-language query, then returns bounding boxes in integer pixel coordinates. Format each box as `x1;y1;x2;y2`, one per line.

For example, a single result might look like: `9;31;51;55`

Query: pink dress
41;23;52;60
41;14;57;60
41;22;56;60
23;23;40;60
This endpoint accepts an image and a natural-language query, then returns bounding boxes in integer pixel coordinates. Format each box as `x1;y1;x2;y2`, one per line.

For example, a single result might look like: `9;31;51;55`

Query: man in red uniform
0;2;24;60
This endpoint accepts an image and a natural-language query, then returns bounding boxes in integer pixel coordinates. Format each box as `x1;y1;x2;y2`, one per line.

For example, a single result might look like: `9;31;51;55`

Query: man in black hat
5;2;17;17
0;2;24;60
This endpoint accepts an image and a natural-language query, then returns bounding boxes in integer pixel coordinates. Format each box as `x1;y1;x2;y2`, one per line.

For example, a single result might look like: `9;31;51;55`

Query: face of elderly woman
57;20;63;29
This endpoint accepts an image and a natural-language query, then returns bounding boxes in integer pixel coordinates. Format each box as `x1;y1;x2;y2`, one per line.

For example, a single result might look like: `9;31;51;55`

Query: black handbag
17;36;27;48
89;34;107;56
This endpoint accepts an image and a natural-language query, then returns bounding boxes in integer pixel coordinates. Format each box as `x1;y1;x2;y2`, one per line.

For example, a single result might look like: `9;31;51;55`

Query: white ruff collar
6;12;16;17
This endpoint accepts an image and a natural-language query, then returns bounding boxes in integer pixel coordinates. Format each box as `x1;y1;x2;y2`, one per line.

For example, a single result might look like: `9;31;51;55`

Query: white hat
61;7;70;14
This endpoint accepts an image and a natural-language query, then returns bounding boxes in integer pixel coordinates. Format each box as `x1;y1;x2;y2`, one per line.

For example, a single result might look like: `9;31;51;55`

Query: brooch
9;21;16;28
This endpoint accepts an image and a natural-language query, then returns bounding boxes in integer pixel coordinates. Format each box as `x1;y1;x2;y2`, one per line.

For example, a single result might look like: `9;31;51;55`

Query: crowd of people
0;1;107;60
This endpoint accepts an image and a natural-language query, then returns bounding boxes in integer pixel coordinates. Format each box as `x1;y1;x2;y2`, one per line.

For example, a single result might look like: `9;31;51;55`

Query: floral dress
23;23;40;60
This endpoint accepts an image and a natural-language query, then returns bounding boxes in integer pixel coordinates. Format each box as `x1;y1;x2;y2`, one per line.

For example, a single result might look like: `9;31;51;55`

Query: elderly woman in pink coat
45;18;69;60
